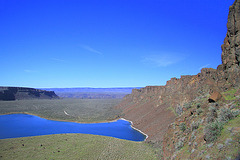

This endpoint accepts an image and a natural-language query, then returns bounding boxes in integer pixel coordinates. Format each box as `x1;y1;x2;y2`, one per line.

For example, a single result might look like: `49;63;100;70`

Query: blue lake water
0;114;146;141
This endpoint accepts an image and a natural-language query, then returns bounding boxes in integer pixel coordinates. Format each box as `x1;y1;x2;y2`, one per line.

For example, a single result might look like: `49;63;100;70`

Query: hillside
162;89;240;159
0;87;59;101
116;0;240;159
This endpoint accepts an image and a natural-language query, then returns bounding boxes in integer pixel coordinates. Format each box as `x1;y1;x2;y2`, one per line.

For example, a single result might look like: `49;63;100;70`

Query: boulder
208;91;222;103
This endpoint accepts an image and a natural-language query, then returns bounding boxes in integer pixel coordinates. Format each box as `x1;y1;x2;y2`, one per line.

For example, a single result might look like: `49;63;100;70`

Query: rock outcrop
0;87;59;101
208;91;222;103
221;0;240;69
116;0;240;144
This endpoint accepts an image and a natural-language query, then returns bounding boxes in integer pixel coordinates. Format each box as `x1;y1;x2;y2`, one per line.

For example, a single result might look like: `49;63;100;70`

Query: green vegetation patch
0;134;158;160
202;115;240;159
222;89;237;101
179;122;186;132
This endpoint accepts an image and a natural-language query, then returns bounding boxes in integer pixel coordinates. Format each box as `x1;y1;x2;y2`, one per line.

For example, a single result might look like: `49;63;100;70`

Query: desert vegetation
0;99;122;122
0;134;158;160
163;88;240;159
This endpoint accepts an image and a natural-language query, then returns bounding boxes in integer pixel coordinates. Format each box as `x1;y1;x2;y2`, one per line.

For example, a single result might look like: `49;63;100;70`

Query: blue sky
0;0;235;88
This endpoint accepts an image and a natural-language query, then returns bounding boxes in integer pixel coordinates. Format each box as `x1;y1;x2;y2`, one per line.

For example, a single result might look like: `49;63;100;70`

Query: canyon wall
116;0;240;143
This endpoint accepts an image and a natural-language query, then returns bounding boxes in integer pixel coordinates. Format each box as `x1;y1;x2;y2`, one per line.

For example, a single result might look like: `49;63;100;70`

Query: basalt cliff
0;87;59;100
116;0;240;159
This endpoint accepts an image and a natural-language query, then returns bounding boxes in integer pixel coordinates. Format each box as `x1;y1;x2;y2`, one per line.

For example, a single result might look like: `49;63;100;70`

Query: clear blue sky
0;0;235;88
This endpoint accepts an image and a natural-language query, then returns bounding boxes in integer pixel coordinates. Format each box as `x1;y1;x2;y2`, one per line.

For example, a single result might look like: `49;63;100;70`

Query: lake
0;114;146;141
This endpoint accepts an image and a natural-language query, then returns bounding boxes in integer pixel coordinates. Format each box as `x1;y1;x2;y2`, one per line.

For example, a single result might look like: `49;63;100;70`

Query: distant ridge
0;87;59;101
41;87;141;93
40;87;141;99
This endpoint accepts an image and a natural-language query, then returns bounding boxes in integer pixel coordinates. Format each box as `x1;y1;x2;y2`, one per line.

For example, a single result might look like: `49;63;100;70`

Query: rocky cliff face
0;87;59;100
161;2;240;158
116;69;225;142
221;0;240;69
116;0;240;145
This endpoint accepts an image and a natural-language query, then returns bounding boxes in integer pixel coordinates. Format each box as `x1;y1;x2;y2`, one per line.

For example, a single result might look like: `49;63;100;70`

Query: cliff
0;87;59;100
116;0;240;153
161;1;240;159
221;0;240;69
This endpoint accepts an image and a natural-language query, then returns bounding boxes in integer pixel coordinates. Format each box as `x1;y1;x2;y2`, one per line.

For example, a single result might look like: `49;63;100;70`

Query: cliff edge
116;0;240;144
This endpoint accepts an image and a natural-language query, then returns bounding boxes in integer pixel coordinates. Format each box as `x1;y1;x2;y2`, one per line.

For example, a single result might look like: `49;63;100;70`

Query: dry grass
0;99;122;122
0;134;158;160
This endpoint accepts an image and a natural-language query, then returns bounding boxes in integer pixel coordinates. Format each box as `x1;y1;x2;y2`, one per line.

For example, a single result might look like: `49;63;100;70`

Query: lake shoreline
0;112;148;141
120;118;149;141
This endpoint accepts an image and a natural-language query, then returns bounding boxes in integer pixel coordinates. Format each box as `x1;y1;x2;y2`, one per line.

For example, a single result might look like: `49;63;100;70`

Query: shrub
209;106;217;114
232;109;240;117
179;122;186;132
183;103;191;110
204;120;223;143
230;104;236;110
206;114;215;123
206;106;218;123
225;138;233;145
191;121;199;131
194;142;198;147
196;103;201;109
176;105;183;115
196;108;203;115
218;108;233;124
191;131;196;141
217;143;224;150
175;140;184;150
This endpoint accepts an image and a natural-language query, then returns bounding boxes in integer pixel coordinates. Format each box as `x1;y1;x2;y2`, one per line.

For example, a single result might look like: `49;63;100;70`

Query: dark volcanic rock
0;87;59;101
218;0;240;90
221;0;240;69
